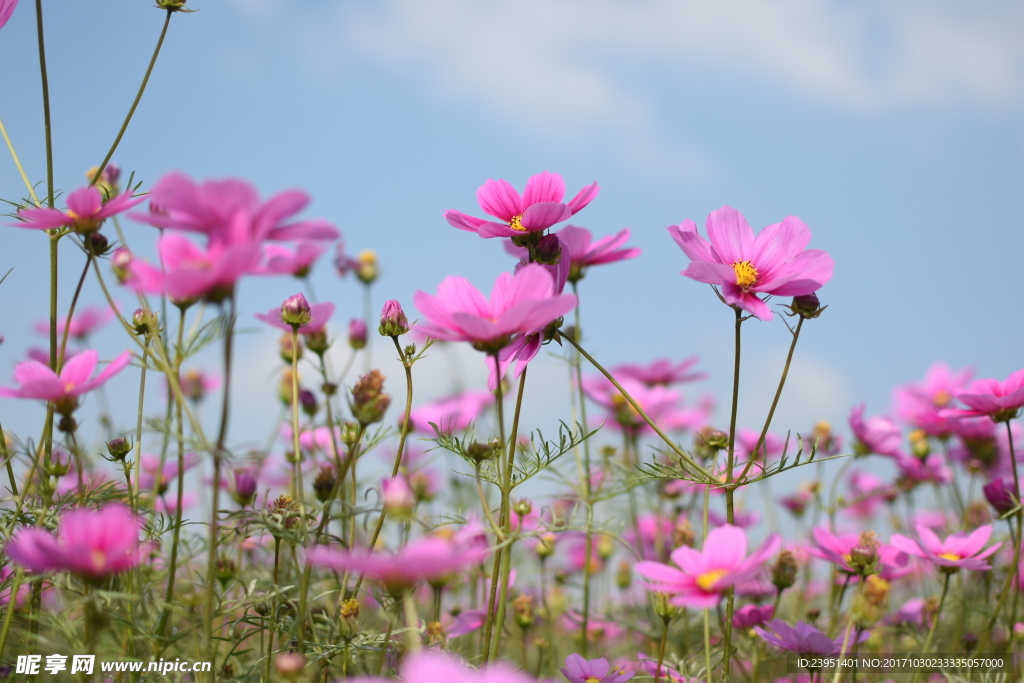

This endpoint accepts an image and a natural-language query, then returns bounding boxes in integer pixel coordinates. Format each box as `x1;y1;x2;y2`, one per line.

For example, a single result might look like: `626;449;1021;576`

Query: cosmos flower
636;525;781;608
414;264;576;353
0;349;132;413
560;654;634;683
0;0;18;30
256;301;335;335
667;206;833;321
611;356;706;387
257;240;329;276
943;369;1024;423
4;504;146;579
893;362;974;437
34;304;116;340
445;171;598;239
125;234;261;303
12;186;144;234
408;390;493;434
756;619;869;655
848;404;902;457
890;524;1000;572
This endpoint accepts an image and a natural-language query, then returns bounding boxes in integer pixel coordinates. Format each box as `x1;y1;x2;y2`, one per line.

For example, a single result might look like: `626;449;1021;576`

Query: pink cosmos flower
413;264;577;353
943;369;1024;422
848;404;902;457
4;504;146;579
0;566;29;607
256;301;334;335
445;171;598;239
350;651;536;683
890;524;1001;572
132;173;338;246
125;234;261;303
756;619;869;655
408;390;493;434
0;0;17;30
305;536;488;593
894;453;951;486
846;471;887;518
611;356;706;387
733;604;774;629
636;525;781;608
505;225;640;283
584;376;681;435
893;362;974;437
0;349;132;413
561;654;635;683
257;240;329;276
667;206;833;321
737;428;785;461
807;527;909;579
34;304;116;340
12;186;145;233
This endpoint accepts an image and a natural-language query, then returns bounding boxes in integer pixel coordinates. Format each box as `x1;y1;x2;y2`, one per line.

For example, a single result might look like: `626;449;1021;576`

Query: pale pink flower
667;206;833;321
413;264;577;353
943;369;1024;422
4;504;146;579
133;173;338;246
737;428;785;461
584;375;680;435
0;0;17;29
12;186;144;233
561;653;634;683
125;233;261;303
891;524;1001;572
849;403;902;457
893;362;974;437
846;471;887;518
611;356;706;387
257;240;329;276
894;453;951;485
807;527;909;580
636;525;781;608
34;304;116;340
0;349;132;412
408;390;493;434
756;619;868;655
445;171;598;239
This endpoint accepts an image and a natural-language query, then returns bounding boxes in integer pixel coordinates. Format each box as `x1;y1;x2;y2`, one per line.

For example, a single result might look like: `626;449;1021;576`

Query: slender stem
0;118;41;205
35;0;53;209
57;254;93;371
482;354;508;664
830;580;863;683
266;539;281;683
720;308;743;683
0;568;23;660
362;336;414;553
491;366;528;660
1007;421;1021;624
0;420;15;497
403;589;422;655
571;283;595;657
375;613;395;676
205;298;236;663
911;573;951;683
90;10;173;186
735;317;804;485
654;617;670;683
131;341;150;514
289;326;309;653
563;335;714;482
703;477;712;680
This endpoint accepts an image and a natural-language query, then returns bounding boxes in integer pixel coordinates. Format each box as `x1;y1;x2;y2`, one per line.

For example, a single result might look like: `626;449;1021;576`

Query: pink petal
477;179;522;222
60;350;99;386
567;181;600;214
445;210;486;233
705;206;754;264
520;202;572;231
521;171;565;206
65;187;102;218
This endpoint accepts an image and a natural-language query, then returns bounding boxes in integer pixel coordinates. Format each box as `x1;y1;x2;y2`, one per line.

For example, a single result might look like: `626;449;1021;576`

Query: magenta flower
894;453;951;486
667;206;834;321
349;318;368;349
0;0;17;30
983;477;1016;516
305;536;488;593
4;504;146;579
611;356;706;387
848;403;902;457
12;186;145;234
557;225;641;282
445;171;598;239
584;376;681;435
733;603;774;629
807;527;909;579
893;362;974;437
561;653;634;683
126;234;261;303
943;369;1024;423
34;304;116;340
257;240;329;276
737;428;785;461
133;173;338;246
0;349;132;413
408;390;493;434
636;525;781;608
256;301;334;336
414;264;577;353
756;619;869;655
890;524;1001;572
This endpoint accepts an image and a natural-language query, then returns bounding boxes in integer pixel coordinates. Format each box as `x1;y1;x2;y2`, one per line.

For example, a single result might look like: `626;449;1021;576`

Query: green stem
0;568;23;660
654;617;670;683
34;0;53;209
90;10;173;186
563;334;715;482
290;326;310;653
0;420;15;497
720;308;743;683
131;341;150;514
911;573;951;683
0;117;41;204
403;589;422;654
481;354;508;664
571;283;595;657
57;254;93;371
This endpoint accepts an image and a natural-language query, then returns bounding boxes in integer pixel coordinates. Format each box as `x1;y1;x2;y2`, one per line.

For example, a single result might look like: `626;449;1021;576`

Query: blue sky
1;1;1022;500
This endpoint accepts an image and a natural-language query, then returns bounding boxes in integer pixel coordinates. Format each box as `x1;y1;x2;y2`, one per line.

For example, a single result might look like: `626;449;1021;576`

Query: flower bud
909;429;930;459
132;308;158;336
278;368;298;406
535;533;557;559
106;437;132;461
378;299;410;337
513;498;533;518
111;248;133;283
340;422;359;446
771;551;798;591
962;631;978;652
313;466;337;503
847;531;881;576
704;429;729;451
653;592;680;622
275;653;305;682
597;534;615;560
280;293;312;328
615;559;632;589
339;598;360;640
86;232;110;256
673;518;695;548
467;441;498;464
983;477;1017;517
300;389;318;417
790;293;824;319
355;250;378;284
512;593;535;629
231;469;258;506
279;333;303;364
305;330;330;356
532;234;562;265
351;370;391;426
382;476;415;519
348;319;367;350
215;556;236;588
409;470;436;502
181;368;212;403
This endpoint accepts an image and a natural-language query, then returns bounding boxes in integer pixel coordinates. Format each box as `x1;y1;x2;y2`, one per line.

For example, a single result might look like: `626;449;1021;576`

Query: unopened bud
275;653;305;681
532;234;562;265
790;293;823;319
313;466;337;503
535;533;557;559
382;476;415;519
615;559;632;589
231;469;258;506
467;441;498;464
512;498;532;518
87;232;110;256
512;593;535;629
305;330;330;356
106;437;132;461
348;319;367;349
772;551;798;591
340;422;359;446
279;333;303;364
378;299;409;337
653;592;679;622
280;293;311;328
300;389;318;417
351;370;390;425
132;308;157;336
215;556;236;588
355;250;378;284
111;248;133;283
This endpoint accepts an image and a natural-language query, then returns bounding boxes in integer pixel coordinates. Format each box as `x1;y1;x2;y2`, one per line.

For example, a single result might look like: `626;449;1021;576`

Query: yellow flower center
938;552;961;562
508;214;526;232
933;390;951;407
732;260;759;289
64;381;76;393
92;549;106;570
65;210;80;220
696;568;727;591
585;677;601;683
